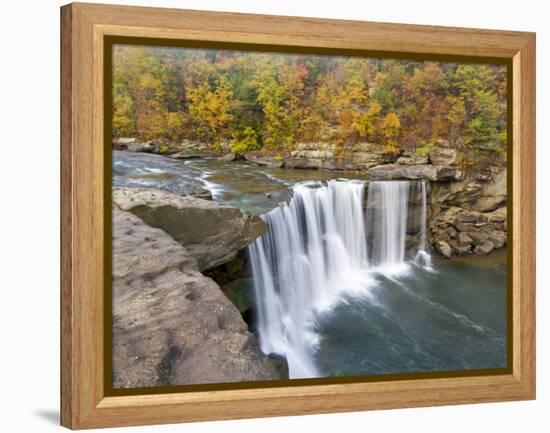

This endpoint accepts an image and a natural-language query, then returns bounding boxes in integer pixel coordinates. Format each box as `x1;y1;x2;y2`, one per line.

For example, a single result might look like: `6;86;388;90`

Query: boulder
457;232;473;246
487;230;507;248
455;211;488;224
428;147;457;166
243;152;285;168
467;231;489;246
112;208;281;388
113;186;266;271
450;240;472;255
487;207;507;223
126;140;160;153
474;240;495;255
434;239;452;258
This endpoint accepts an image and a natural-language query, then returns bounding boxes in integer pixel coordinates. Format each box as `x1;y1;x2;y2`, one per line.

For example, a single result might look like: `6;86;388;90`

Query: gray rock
243;152;285;168
474;240;495;254
286;142;398;170
455;211;488;224
428;147;457;166
487;207;507;222
112;208;281;388
367;164;464;181
113;186;266;271
487;230;506;248
286;142;338;169
434;139;451;148
435;239;452;258
343;142;399;169
457;232;473;246
455;222;478;232
450;240;472;255
218;152;237;161
475;169;507;212
396;151;429;165
467;231;489;246
126;141;159;153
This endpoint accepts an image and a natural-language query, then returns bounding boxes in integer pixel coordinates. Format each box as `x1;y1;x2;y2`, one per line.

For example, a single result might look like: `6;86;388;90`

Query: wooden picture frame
60;2;536;429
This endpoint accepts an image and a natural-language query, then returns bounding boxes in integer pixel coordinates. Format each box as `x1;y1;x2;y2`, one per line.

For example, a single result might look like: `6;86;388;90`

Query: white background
0;0;547;431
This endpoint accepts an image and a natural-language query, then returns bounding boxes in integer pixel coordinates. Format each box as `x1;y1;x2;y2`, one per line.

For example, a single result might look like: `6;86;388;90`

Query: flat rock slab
113;186;266;271
367;164;464;181
112;208;280;388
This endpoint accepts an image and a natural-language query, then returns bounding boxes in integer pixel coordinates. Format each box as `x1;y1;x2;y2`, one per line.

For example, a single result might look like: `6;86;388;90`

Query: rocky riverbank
113;137;507;258
112;188;287;388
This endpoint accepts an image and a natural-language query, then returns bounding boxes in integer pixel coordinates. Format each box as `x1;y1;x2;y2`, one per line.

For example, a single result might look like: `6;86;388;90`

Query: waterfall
414;180;432;268
248;179;431;378
366;181;410;271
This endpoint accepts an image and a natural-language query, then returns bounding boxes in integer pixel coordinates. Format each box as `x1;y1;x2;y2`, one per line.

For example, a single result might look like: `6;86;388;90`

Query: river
113;150;507;379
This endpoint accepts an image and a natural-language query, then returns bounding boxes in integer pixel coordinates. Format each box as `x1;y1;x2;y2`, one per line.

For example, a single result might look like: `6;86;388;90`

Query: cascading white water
414;180;432;268
248;180;368;378
248;179;431;378
366;181;410;271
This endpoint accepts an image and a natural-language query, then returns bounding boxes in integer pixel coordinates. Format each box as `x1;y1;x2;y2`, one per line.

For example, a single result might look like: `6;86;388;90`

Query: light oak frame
61;2;536;429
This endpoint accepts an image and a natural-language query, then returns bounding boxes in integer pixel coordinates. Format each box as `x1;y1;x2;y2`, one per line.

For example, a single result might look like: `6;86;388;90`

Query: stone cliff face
112;194;283;388
286;142;397;170
429;168;507;257
286;140;506;258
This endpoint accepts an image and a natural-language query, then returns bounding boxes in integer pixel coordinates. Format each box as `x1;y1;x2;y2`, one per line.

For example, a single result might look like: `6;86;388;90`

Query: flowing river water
113;150;507;379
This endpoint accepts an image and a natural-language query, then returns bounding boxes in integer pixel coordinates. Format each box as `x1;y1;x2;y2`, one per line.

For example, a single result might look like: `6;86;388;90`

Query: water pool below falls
248;179;506;379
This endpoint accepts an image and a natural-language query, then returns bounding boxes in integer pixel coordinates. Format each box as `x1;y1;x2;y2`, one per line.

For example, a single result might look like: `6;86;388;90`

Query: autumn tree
111;45;508;163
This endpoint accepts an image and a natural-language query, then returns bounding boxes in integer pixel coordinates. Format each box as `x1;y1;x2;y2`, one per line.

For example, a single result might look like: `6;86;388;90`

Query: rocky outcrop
396;151;429;165
112;208;281;388
286;142;398;170
427;140;458;166
169;139;232;159
429;168;507;257
367;164;464;181
218;152;237;161
115;139;160;153
113;186;266;271
243;152;285;168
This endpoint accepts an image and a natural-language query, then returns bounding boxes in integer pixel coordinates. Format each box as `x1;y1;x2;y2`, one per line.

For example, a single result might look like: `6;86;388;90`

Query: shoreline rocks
243;151;285;168
113;186;266;271
429;168;507;257
286;142;399;170
367;164;464;181
112;208;282;388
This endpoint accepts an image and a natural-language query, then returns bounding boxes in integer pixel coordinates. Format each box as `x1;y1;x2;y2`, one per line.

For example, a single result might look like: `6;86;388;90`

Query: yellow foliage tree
381;111;401;153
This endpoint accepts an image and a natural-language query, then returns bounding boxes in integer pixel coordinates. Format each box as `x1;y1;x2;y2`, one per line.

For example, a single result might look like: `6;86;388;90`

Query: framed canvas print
60;2;536;429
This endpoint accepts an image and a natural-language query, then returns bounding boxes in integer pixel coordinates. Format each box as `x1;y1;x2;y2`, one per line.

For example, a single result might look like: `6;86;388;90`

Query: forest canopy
112;45;507;158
